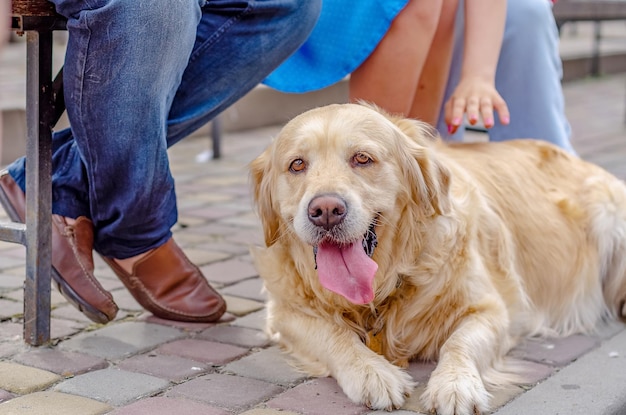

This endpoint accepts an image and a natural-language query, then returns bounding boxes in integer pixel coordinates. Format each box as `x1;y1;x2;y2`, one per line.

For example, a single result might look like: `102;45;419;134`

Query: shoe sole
0;180;111;324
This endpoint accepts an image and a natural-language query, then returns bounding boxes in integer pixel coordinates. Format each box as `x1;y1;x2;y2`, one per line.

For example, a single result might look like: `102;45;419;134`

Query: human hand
443;76;510;134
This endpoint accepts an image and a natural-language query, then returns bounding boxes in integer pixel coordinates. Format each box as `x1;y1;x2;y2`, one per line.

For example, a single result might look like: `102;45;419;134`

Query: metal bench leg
23;29;53;346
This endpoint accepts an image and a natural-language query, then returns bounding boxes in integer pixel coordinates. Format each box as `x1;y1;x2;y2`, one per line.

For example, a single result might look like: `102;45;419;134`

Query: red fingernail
501;116;510;124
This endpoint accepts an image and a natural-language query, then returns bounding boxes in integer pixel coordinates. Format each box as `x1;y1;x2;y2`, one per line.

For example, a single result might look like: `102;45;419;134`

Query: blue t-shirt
264;0;409;93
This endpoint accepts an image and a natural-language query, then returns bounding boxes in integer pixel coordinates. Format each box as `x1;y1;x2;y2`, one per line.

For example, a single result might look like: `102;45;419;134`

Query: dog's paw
337;357;416;410
421;366;490;415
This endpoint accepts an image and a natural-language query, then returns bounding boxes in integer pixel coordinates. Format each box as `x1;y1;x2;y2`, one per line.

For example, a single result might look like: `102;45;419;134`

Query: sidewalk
1;24;626;415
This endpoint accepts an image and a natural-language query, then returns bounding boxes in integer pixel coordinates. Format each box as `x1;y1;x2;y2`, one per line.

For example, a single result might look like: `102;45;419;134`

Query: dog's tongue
316;240;378;304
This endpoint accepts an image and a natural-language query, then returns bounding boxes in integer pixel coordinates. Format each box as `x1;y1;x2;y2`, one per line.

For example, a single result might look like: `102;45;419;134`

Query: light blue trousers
437;0;575;154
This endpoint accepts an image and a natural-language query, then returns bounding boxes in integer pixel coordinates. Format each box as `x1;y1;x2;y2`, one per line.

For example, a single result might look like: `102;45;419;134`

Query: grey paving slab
0;391;112;415
220;278;266;302
12;348;107;376
165;373;284;412
265;377;369;415
199;257;260;285
54;368;170;406
0;342;25;359
155;338;249;365
107;396;230;415
509;334;600;367
198;324;271;348
494;329;626;415
0;298;23;319
117;353;211;382
59;321;185;359
240;409;301;415
0;362;61;394
232;308;267;331
223;346;309;386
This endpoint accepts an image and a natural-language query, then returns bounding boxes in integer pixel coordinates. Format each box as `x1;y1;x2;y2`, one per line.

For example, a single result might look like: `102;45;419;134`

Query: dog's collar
313;219;378;268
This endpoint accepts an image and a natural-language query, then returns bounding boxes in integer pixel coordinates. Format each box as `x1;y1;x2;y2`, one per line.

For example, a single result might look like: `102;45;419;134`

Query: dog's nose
308;194;347;231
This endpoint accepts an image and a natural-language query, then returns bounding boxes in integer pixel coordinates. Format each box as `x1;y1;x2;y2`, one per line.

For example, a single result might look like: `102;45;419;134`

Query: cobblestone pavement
0;73;625;415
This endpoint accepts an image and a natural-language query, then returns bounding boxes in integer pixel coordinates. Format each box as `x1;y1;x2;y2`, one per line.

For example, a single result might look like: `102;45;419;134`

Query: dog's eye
352;152;372;166
289;158;306;173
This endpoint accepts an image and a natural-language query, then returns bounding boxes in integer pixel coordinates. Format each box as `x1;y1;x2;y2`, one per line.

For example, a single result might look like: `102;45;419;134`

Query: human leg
348;0;443;116
489;0;575;153
437;0;575;153
3;0;320;322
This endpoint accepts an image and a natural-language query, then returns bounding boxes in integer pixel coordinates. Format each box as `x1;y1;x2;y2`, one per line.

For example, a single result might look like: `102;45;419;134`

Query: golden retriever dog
249;103;626;415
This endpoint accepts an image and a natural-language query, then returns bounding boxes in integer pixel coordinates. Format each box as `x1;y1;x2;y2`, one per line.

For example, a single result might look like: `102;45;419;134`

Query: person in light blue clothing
265;0;575;154
438;0;576;154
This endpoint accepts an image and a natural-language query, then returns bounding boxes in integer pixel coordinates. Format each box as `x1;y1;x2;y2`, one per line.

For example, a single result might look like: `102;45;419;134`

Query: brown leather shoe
0;170;118;323
102;238;226;322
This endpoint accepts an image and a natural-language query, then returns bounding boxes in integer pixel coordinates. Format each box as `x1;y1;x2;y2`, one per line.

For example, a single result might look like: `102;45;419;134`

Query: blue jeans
437;0;576;154
8;0;321;258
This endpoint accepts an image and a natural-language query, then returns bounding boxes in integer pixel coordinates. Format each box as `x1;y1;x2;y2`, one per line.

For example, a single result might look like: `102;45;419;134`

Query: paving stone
198;324;270;348
240;409;300;415
165;373;284;412
140;312;235;329
50;317;91;340
406;361;436;383
107;396;230;415
224;346;308;386
117;353;211;382
0;341;26;359
54;368;170;406
0;389;14;403
397;383;433;414
0;272;25;289
266;377;369;415
232;309;267;331
199;258;259;285
0;298;23;319
0;362;61;394
0;322;22;342
0;391;111;415
220;278;266;302
155;338;249;365
509;334;600;367
221;294;265;317
109;289;143;311
13;348;107;376
59;321;185;359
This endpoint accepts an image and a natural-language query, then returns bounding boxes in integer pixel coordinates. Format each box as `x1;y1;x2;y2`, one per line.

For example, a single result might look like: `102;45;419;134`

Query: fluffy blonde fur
249;103;626;414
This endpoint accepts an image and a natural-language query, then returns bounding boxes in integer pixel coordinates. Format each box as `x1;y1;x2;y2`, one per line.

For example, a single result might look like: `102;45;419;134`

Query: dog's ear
249;148;281;246
392;117;452;217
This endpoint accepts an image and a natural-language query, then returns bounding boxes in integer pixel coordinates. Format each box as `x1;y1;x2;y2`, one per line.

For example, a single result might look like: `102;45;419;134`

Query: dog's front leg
421;297;508;415
275;312;416;410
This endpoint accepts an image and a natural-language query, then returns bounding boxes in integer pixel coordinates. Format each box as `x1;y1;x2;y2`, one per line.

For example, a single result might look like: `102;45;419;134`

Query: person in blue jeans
0;0;321;324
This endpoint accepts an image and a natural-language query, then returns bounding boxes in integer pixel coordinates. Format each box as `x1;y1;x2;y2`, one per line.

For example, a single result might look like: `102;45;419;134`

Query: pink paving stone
117;353;212;382
165;373;284;412
406;360;436;383
108;397;230;415
509;334;599;367
198;325;271;348
155;339;249;365
266;377;370;415
13;348;107;376
0;389;14;403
